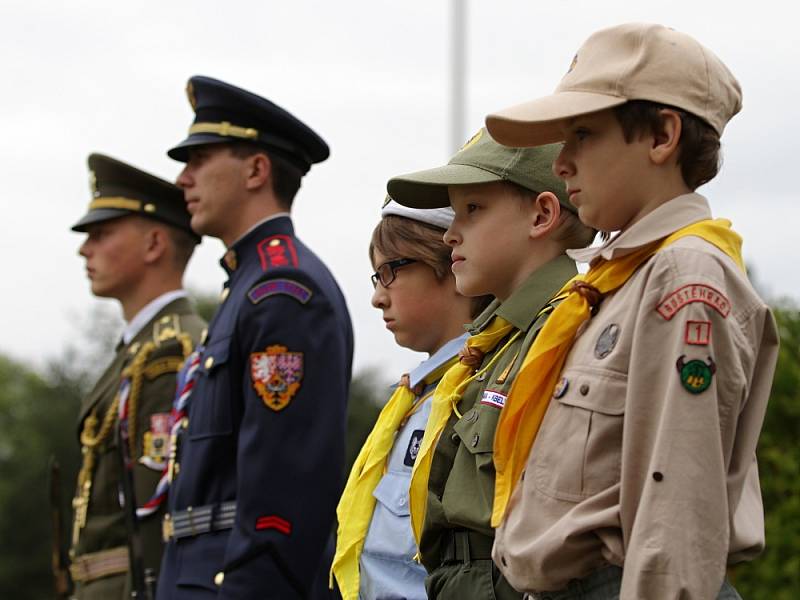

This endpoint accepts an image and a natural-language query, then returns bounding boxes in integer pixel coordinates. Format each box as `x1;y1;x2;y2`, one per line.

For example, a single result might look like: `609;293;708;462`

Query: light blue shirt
359;334;467;600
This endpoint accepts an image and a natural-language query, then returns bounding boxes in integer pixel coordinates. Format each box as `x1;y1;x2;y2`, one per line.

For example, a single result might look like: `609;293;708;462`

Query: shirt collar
470;254;577;333
408;333;469;389
122;289;189;345
568;193;712;265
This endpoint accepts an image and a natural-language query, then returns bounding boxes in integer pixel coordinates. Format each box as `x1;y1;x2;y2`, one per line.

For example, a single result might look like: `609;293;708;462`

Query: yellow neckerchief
330;357;458;600
491;218;745;527
408;316;517;545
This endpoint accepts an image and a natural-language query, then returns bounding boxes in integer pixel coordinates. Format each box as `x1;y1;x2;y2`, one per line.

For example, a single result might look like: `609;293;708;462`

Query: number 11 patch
685;320;711;346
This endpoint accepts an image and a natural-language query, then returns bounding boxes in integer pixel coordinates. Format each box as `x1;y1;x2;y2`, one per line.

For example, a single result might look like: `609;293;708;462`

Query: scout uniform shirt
359;334;467;600
70;293;205;600
420;256;576;597
493;193;779;599
158;215;354;600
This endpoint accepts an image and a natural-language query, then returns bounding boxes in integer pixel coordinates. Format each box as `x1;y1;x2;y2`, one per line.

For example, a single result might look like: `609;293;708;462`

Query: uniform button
501;555;507;567
398;497;407;507
471;434;480;447
205;356;214;369
579;384;590;396
214;571;225;586
653;471;664;482
553;377;569;399
450;432;460;444
466;409;478;423
181;417;189;428
220;288;230;302
521;469;526;481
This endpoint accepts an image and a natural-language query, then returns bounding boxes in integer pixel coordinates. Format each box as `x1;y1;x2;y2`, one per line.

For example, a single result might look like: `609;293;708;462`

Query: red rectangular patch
257;236;298;271
685;320;711;345
255;515;292;535
656;284;731;320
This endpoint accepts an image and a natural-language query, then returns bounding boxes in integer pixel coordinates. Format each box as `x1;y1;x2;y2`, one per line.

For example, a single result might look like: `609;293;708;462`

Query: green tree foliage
731;305;800;597
0;355;83;600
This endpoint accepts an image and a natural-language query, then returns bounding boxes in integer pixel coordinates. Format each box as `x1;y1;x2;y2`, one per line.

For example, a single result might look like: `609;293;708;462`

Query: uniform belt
441;529;495;564
162;501;237;542
69;546;129;583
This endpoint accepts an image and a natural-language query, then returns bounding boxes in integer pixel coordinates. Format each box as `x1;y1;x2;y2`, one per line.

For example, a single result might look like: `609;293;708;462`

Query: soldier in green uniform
68;154;206;599
386;131;594;599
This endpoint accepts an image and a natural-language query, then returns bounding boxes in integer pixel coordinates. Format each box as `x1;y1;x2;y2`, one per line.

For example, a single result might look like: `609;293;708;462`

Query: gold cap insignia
567;53;578;74
89;170;98;198
186;81;197;110
459;129;483;152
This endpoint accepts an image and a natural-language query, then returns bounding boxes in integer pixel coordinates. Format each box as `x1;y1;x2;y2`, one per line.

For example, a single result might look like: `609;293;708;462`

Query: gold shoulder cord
71;315;194;554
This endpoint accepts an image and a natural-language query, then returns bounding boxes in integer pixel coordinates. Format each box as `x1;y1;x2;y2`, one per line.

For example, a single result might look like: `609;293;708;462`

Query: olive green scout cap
486;23;742;147
386;128;571;211
71;153;199;241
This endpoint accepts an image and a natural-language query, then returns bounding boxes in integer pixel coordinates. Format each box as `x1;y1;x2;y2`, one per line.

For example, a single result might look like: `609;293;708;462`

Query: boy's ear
529;191;561;239
650;109;683;166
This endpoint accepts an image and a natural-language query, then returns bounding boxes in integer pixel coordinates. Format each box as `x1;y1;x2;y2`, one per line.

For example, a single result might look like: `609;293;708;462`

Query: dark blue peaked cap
168;75;330;174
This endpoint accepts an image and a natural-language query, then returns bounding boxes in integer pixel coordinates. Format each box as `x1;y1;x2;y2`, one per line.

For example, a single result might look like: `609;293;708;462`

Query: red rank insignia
257;235;298;271
250;345;303;411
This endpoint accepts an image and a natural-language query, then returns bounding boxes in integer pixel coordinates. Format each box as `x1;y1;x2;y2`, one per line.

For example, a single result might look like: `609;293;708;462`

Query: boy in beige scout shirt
387;130;594;600
485;23;779;599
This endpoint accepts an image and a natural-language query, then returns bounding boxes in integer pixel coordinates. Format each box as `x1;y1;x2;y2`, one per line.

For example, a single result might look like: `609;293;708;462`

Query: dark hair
166;226;199;270
369;215;492;318
612;100;721;190
228;142;303;209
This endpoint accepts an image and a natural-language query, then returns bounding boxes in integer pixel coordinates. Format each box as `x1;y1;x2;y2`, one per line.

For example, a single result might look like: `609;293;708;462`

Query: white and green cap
381;195;454;229
386;128;571;211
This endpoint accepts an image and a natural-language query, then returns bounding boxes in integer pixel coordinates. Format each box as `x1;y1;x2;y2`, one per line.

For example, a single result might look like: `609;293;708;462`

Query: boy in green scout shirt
485;23;779;600
386;129;594;600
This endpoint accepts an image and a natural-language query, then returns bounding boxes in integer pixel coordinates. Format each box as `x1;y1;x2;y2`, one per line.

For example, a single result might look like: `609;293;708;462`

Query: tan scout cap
486;23;743;147
386;128;570;211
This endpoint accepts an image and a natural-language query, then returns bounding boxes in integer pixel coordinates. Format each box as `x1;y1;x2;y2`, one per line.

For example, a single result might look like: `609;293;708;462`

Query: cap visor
71;208;132;232
167;134;231;162
387;164;504;209
486;92;628;147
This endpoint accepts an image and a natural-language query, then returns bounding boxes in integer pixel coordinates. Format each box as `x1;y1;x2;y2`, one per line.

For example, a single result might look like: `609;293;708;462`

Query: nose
78;237;90;258
371;281;389;309
552;144;574;180
175;165;192;190
443;223;460;247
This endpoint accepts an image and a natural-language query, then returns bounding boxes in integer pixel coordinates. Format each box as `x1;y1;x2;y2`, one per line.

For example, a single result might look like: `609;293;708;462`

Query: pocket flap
372;471;411;517
555;367;627;416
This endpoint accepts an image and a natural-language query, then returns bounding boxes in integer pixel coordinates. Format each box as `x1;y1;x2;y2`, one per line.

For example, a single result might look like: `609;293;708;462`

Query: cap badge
459;129;483;152
382;194;392;209
567;53;578;74
88;170;99;198
186;81;197;110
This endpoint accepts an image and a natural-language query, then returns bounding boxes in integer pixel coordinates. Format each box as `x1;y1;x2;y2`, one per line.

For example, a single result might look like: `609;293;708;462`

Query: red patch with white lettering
656;284;731;320
255;515;292;535
257;235;298;271
685;320;711;345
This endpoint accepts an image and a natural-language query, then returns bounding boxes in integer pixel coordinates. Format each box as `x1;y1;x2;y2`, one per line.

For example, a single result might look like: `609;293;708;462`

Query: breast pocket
363;472;416;560
188;338;233;440
533;367;626;502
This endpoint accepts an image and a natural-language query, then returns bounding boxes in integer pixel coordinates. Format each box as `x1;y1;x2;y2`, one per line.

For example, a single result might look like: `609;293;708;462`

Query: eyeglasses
370;258;417;288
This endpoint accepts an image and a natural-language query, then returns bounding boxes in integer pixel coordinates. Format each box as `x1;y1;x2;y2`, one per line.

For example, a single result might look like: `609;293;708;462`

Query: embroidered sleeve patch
257;235;298;270
247;279;312;305
250;345;303;411
656;284;731;320
675;355;716;394
404;429;425;467
480;390;507;409
255;515;292;535
685;320;711;345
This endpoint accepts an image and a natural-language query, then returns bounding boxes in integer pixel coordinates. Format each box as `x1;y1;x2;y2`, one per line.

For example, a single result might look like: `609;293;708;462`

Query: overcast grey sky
1;0;796;381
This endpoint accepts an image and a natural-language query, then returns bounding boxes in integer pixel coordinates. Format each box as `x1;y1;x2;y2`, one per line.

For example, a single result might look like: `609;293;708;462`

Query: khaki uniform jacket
420;255;577;572
493;194;779;599
71;296;205;599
